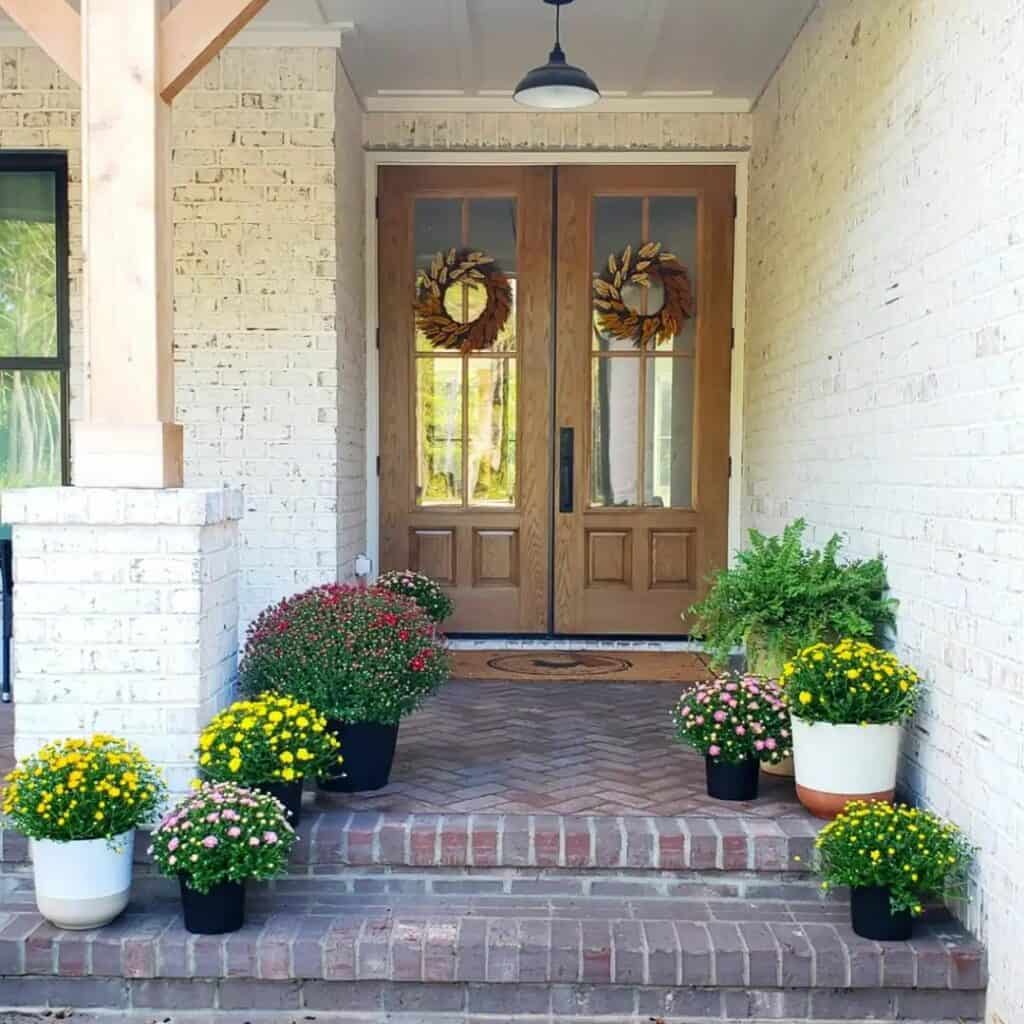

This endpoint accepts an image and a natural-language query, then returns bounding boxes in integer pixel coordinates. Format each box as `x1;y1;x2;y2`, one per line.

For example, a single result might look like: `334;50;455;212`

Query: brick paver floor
321;681;802;817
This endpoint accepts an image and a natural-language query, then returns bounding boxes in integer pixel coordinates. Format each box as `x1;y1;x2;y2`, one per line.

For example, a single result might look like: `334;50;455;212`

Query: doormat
450;649;711;683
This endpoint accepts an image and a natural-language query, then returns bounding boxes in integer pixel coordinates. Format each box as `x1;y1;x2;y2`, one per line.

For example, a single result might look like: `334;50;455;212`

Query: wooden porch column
72;0;181;487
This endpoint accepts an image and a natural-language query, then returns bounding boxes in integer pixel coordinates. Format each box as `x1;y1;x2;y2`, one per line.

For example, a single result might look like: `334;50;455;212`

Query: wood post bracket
0;0;270;100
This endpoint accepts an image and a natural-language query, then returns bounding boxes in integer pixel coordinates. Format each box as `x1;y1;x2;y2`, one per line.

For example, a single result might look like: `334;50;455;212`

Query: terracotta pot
31;831;134;930
792;717;900;819
762;755;795;778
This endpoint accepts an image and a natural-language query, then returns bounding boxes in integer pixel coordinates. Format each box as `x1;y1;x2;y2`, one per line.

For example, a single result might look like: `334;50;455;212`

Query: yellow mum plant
781;638;921;724
816;800;973;915
2;735;165;842
197;694;341;785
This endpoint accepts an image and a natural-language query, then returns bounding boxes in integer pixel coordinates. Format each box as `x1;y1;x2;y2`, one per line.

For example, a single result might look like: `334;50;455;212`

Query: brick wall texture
745;3;1024;1021
3;487;242;795
0;46;366;630
363;110;751;151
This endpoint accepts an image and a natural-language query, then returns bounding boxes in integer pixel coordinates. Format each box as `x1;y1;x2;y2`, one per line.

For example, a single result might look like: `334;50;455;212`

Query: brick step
2;809;820;876
0;890;987;1021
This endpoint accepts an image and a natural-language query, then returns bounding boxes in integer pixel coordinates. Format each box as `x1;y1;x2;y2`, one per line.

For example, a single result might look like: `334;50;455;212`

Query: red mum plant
239;584;450;726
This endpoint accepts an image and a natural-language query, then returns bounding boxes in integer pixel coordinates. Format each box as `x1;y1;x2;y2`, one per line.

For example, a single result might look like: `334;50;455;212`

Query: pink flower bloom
725;682;738;692
263;831;279;844
735;725;746;736
202;835;219;848
694;715;705;725
754;740;765;751
713;710;728;723
228;827;242;838
168;837;180;852
206;813;220;823
765;738;777;750
248;837;260;847
681;706;691;717
708;745;721;757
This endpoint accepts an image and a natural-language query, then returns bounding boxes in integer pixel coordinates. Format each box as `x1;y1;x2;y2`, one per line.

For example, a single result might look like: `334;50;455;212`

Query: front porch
0;676;987;1023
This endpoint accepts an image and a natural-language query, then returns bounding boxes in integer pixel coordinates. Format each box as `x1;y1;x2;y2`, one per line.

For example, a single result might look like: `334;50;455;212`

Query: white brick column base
3;487;243;795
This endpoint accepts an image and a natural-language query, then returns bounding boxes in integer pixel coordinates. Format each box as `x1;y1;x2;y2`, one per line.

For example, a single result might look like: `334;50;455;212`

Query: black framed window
0;153;70;494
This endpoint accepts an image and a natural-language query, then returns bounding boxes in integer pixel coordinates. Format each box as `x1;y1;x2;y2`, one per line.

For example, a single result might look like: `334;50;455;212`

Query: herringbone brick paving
320;681;801;817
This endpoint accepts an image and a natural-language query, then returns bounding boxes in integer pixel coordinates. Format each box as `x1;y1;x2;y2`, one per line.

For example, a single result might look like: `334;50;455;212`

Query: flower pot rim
178;872;250;892
31;828;134;846
792;715;905;729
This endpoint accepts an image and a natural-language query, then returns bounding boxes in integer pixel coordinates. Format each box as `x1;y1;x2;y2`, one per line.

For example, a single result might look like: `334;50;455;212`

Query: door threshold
446;635;705;653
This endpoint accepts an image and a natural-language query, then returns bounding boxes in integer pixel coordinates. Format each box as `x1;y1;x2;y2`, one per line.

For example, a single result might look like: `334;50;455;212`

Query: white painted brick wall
334;59;367;578
746;2;1024;1021
4;487;242;795
363;110;751;151
0;46;366;630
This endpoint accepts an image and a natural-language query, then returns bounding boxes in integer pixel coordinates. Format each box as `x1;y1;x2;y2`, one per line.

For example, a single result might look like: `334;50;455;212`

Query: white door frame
364;149;749;585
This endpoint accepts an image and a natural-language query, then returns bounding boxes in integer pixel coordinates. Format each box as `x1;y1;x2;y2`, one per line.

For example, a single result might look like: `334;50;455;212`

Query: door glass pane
590;357;639;507
0;172;58;358
0;369;62;487
649;196;698;354
644;358;694;508
416;358;462;506
414;196;517;353
592;196;642;353
413;194;520;509
468;358;517;506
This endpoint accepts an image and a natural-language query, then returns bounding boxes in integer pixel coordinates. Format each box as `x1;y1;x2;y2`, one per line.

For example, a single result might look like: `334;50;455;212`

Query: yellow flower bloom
798;691;813;705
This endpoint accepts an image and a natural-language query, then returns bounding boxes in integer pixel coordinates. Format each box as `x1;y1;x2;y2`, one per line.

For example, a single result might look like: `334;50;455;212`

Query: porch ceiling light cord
513;0;601;110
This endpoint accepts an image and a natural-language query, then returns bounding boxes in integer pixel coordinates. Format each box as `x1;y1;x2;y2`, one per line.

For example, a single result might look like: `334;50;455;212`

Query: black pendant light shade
514;0;600;109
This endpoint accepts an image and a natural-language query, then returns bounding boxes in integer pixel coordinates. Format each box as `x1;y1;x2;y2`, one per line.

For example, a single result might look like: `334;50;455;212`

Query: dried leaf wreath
593;241;694;348
414;248;513;353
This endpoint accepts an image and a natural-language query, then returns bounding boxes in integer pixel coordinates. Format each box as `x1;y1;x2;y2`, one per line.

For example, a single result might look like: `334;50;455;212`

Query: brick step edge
0;978;986;1022
3;866;832;906
0;909;986;991
2;813;821;874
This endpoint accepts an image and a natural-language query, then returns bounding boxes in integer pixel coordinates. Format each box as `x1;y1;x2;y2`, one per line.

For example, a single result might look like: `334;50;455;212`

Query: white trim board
363;96;752;114
363;150;750;586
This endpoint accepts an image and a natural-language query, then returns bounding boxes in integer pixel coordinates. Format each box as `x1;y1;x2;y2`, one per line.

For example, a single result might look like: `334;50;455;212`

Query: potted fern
688;520;897;677
687;520;896;774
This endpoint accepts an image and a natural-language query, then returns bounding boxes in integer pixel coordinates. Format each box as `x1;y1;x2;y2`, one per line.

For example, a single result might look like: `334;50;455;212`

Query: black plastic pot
255;778;303;826
318;720;400;793
705;755;760;801
851;885;913;941
179;877;246;935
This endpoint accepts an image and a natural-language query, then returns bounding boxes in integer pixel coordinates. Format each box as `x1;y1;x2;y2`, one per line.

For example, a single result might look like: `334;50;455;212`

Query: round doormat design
486;652;633;677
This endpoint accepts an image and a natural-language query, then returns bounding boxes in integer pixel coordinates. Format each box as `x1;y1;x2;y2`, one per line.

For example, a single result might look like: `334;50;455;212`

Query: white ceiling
0;0;818;111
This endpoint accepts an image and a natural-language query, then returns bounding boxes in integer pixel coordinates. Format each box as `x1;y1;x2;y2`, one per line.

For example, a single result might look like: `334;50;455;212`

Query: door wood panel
378;166;553;633
554;166;734;635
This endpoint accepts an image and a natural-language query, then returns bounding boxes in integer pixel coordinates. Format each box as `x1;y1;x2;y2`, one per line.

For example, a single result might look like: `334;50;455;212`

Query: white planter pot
31;830;134;930
792;717;901;819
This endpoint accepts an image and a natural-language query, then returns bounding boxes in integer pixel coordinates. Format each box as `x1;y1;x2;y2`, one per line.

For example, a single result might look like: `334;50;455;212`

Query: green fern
688;519;898;675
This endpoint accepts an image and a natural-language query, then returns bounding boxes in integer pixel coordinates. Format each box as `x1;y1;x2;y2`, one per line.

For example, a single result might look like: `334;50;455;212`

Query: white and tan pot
31;831;134;930
791;718;900;819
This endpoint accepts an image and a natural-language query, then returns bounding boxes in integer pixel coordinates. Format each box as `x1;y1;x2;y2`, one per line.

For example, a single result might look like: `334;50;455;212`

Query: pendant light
514;0;600;110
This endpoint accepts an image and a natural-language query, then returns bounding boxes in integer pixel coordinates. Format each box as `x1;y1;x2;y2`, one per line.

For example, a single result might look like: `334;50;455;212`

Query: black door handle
559;427;574;513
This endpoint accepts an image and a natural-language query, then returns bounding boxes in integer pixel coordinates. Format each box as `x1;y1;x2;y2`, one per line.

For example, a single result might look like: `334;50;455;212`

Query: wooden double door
379;165;734;635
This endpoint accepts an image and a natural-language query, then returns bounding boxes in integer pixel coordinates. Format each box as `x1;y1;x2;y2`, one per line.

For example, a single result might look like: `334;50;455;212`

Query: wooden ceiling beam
159;0;271;102
0;0;81;83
